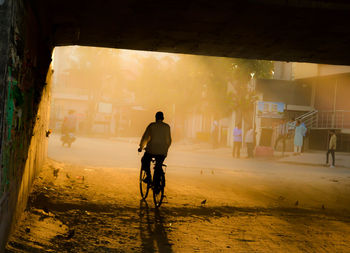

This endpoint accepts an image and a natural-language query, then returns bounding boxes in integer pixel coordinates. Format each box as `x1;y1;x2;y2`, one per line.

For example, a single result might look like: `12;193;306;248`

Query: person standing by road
301;122;308;153
293;120;306;155
232;124;242;158
326;130;337;168
245;127;254;158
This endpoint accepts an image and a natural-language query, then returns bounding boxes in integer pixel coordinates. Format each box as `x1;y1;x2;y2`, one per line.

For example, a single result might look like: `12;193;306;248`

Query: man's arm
330;135;337;150
139;125;151;151
167;126;172;148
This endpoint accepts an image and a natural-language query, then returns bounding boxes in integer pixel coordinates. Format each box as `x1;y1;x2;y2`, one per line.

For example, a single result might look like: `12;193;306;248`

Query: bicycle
139;158;167;208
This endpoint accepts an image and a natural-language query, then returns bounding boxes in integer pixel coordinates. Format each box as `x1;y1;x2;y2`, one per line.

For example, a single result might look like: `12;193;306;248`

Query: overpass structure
1;0;350;248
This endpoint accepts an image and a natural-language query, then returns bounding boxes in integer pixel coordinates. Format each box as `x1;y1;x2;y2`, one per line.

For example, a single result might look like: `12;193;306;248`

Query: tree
57;46;122;133
229;59;273;126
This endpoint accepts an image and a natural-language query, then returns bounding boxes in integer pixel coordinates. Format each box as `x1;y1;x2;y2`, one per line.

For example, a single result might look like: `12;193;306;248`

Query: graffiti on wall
0;5;26;196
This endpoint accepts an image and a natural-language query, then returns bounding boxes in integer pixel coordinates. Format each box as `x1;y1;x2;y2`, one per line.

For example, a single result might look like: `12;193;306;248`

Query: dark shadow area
6;162;350;252
139;200;173;253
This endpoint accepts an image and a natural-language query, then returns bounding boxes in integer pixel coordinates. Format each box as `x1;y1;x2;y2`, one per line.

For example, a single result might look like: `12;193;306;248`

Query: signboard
98;102;112;114
257;101;285;118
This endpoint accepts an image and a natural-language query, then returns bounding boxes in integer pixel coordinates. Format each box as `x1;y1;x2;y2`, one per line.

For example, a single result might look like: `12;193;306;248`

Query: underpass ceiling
33;0;350;65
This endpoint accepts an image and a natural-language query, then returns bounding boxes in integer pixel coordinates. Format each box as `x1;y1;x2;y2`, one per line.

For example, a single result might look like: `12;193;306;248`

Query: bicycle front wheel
140;169;149;199
153;172;165;208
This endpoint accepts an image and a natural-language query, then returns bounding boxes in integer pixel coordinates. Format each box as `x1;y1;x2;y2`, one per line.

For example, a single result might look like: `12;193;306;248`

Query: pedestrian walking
326;130;337;168
293;120;306;155
301;122;307;153
232;124;242;158
245;127;254;158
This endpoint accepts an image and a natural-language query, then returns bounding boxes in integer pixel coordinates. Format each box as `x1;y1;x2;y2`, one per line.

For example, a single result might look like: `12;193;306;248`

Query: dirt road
6;136;350;252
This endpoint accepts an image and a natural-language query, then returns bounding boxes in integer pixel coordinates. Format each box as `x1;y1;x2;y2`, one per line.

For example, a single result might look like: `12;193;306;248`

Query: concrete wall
0;0;52;249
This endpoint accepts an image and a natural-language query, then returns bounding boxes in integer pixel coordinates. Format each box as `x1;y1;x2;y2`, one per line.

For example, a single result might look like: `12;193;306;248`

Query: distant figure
245;127;254;158
326;130;337;168
211;120;219;149
300;122;307;153
61;110;77;134
61;110;77;147
293;120;306;155
138;111;172;187
274;118;288;156
232;124;242;158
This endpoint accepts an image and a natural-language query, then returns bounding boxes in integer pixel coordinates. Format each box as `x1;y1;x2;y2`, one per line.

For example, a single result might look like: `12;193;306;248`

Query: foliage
57;46;273;125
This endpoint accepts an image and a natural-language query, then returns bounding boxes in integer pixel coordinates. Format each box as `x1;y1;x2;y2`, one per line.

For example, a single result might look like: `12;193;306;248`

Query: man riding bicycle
138;111;172;192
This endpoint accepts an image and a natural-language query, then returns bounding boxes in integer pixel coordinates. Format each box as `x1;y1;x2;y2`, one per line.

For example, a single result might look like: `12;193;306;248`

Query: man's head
155;111;164;121
330;130;336;135
68;110;75;115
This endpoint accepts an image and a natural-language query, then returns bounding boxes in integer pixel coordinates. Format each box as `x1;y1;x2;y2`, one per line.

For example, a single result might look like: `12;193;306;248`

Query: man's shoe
143;177;152;184
330;165;335;168
153;186;161;194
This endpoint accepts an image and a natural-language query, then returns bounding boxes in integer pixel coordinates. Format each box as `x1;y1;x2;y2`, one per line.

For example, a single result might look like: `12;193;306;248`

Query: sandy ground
5;136;350;252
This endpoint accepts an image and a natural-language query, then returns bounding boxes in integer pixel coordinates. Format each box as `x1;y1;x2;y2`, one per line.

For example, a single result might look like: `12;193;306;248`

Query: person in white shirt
138;111;172;188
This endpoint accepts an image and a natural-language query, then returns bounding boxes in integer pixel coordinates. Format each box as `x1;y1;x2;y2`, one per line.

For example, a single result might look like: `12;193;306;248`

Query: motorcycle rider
61;110;77;147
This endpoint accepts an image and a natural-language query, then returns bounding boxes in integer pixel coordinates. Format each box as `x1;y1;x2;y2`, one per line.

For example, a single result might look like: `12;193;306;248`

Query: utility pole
332;79;338;128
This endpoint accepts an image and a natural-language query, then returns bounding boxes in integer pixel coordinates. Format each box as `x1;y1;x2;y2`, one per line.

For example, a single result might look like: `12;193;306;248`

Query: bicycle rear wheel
139;169;150;199
153;172;165;208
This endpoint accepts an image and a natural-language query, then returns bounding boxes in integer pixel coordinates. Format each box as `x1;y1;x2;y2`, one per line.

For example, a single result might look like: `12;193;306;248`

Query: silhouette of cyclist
138;111;172;189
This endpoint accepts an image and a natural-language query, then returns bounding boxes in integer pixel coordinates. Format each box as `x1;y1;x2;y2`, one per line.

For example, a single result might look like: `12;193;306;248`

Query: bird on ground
200;170;203;175
66;229;75;239
295;200;299;206
66;173;70;179
322;204;325;210
201;199;207;205
53;168;59;178
211;170;214;175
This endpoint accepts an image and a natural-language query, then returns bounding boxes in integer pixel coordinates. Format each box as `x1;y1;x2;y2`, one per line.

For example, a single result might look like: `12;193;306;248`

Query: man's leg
233;142;238;157
301;137;305;153
237;142;241;158
154;155;166;191
141;152;152;182
281;136;286;155
233;142;237;157
326;149;330;164
331;150;335;166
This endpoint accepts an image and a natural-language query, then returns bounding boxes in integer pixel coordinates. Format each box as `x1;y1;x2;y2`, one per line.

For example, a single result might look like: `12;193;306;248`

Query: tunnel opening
4;45;350;252
2;0;350;250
